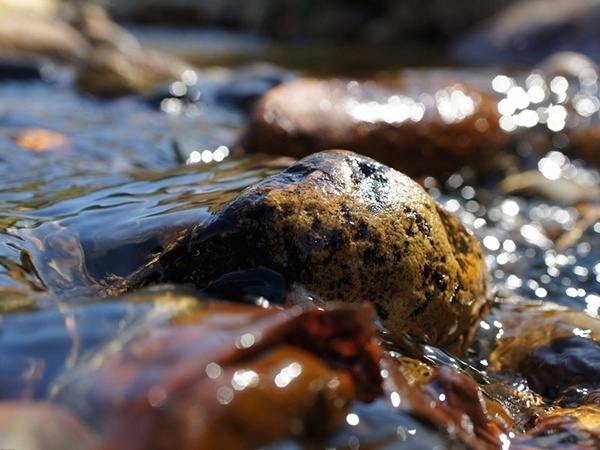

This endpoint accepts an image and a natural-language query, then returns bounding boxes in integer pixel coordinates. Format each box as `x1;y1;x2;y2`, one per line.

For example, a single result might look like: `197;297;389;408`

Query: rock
242;76;506;179
538;405;600;439
0;401;100;450
76;44;195;98
66;3;141;52
121;150;491;352
489;303;600;402
514;405;600;447
518;336;600;402
452;0;600;66
489;303;600;367
568;127;600;167
0;14;89;64
53;300;382;450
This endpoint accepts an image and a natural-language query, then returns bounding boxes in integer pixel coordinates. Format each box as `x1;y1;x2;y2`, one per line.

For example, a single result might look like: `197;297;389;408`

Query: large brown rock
122;150;491;351
243;76;506;179
53;300;382;450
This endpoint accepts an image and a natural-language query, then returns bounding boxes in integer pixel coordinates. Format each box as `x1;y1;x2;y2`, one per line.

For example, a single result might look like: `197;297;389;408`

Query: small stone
126;150;491;351
242;76;506;179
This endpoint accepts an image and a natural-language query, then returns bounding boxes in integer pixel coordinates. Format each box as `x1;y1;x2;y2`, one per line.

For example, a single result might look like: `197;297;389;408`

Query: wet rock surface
52;296;382;450
485;304;600;405
120;149;491;352
243;76;506;179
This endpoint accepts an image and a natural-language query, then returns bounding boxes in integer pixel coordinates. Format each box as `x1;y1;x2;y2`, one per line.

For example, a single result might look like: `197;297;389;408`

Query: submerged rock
120;150;491;351
514;405;600;448
242;76;506;179
489;303;600;404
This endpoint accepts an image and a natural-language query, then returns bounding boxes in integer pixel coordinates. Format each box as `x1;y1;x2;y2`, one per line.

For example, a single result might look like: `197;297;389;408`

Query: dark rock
489;304;600;401
120;150;491;352
242;76;507;179
518;336;600;402
452;0;600;66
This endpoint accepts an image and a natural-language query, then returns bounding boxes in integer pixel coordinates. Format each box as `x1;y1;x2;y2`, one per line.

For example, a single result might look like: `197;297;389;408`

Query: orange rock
243;76;507;178
14;127;71;153
53;301;383;450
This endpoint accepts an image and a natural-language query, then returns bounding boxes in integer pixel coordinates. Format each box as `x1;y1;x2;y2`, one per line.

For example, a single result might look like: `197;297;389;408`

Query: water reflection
344;82;480;126
0;154;280;297
429;148;599;311
187;145;230;164
492;64;600;133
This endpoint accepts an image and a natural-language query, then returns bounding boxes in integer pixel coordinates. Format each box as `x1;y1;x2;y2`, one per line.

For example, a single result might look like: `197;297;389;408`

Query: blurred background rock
5;0;600;68
4;0;600;96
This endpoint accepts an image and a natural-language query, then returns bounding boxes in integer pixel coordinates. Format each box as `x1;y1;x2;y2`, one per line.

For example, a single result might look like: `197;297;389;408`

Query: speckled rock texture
242;76;506;179
123;150;491;352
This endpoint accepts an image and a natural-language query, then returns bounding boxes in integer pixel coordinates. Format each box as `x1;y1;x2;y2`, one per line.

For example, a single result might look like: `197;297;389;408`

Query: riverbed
1;26;599;449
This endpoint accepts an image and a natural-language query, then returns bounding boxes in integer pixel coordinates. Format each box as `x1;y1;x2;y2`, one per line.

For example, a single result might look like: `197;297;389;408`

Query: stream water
0;28;599;448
